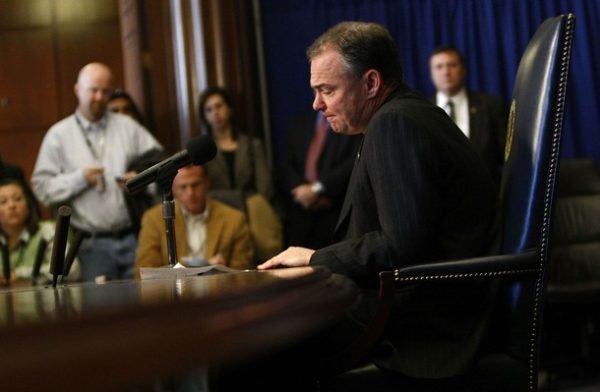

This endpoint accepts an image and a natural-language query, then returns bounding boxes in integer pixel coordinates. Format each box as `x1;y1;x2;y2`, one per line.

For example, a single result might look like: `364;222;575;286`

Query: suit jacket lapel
333;136;363;236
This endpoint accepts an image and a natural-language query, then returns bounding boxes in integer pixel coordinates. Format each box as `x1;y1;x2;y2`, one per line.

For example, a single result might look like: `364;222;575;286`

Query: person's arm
227;216;255;270
259;111;440;282
134;207;164;278
31;131;91;206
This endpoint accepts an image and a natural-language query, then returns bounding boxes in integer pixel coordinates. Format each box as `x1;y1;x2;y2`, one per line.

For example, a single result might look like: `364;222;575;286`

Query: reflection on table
0;266;358;391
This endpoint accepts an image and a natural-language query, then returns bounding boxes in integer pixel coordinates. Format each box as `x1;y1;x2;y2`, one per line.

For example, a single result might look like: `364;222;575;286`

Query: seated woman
0;179;78;285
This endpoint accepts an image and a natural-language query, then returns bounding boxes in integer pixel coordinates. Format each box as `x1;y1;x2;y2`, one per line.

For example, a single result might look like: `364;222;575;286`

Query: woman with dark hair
0;179;79;283
198;87;281;261
198;87;273;200
108;89;144;124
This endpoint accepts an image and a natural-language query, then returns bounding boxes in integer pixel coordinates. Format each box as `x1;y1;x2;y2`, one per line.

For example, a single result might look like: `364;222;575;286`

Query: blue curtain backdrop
259;0;600;169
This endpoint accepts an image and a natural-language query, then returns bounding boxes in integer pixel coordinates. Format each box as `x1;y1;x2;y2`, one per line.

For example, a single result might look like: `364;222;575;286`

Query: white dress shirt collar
436;88;470;138
181;204;210;260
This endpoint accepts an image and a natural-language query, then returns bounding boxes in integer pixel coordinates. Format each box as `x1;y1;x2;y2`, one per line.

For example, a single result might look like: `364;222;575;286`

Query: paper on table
140;263;244;280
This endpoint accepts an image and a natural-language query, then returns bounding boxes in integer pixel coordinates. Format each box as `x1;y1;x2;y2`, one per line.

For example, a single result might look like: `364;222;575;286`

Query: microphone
50;206;71;288
126;135;217;193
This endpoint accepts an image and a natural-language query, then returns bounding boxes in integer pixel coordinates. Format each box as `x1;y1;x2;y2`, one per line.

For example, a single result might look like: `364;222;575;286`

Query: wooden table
0;266;358;391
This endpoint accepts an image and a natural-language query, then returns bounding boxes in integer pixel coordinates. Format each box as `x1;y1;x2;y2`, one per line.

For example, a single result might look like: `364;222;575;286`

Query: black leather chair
541;159;600;385
326;13;576;392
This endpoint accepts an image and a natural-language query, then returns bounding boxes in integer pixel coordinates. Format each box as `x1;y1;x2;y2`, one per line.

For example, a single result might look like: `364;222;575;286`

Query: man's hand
84;166;105;185
116;170;137;190
291;184;319;210
257;246;315;270
208;254;226;266
84;166;105;191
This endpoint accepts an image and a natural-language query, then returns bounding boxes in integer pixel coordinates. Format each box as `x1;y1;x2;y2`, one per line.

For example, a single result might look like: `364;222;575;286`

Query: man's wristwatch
310;181;324;194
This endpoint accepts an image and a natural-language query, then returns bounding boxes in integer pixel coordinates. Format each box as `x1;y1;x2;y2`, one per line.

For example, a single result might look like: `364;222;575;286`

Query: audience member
429;46;507;184
0;156;25;182
247;21;497;386
0;156;40;220
199;87;273;200
108;88;166;235
199;87;281;261
0;179;79;284
31;62;163;282
134;164;254;276
282;110;360;248
108;89;145;124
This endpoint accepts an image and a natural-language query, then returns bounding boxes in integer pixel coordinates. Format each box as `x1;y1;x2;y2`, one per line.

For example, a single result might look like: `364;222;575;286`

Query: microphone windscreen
50;206;71;277
186;135;217;165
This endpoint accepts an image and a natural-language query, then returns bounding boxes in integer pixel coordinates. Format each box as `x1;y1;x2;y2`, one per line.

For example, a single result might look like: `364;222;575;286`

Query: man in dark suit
282;110;360;249
430;46;508;185
258;21;498;381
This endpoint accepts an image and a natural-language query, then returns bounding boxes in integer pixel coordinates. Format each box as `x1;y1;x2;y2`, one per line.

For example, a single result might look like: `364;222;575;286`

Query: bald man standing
32;63;162;282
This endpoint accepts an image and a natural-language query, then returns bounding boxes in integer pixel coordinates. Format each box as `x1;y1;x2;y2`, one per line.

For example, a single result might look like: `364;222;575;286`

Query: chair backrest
496;12;575;385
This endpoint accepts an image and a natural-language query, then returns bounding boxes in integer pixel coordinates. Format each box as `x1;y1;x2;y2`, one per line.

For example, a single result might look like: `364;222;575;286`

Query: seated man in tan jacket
134;164;254;277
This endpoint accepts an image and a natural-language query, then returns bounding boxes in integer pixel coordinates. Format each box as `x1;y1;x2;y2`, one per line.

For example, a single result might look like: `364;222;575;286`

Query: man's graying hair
307;21;404;89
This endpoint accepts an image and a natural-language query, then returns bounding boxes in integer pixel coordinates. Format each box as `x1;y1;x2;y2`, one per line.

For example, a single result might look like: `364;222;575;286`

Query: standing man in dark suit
282;110;360;249
430;46;507;185
258;22;498;380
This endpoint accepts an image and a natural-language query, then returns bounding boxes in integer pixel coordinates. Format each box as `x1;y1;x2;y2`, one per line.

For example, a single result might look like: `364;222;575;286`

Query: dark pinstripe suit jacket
311;88;498;378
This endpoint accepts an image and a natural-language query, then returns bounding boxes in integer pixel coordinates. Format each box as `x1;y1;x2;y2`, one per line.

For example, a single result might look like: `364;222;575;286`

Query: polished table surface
0;266;358;391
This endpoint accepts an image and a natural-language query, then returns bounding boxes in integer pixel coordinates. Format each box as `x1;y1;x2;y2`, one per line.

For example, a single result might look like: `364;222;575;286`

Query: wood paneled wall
0;0;124;180
0;0;266;180
200;0;264;139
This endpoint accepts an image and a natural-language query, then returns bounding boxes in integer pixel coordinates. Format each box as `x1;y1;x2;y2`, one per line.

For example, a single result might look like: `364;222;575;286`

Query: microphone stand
155;162;179;267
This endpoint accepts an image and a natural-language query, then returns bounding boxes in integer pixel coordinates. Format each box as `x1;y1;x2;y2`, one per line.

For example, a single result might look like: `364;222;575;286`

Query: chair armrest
388;249;540;283
333;250;539;373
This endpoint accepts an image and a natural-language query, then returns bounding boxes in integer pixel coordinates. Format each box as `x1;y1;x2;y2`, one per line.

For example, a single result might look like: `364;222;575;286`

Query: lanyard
75;114;105;163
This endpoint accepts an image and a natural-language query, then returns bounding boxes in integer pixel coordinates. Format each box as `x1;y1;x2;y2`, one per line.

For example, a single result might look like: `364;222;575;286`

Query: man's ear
364;69;382;98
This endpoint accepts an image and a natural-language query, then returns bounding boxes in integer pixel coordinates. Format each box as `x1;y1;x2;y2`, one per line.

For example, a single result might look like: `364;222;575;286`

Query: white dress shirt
32;111;163;232
436;89;470;138
182;205;209;259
